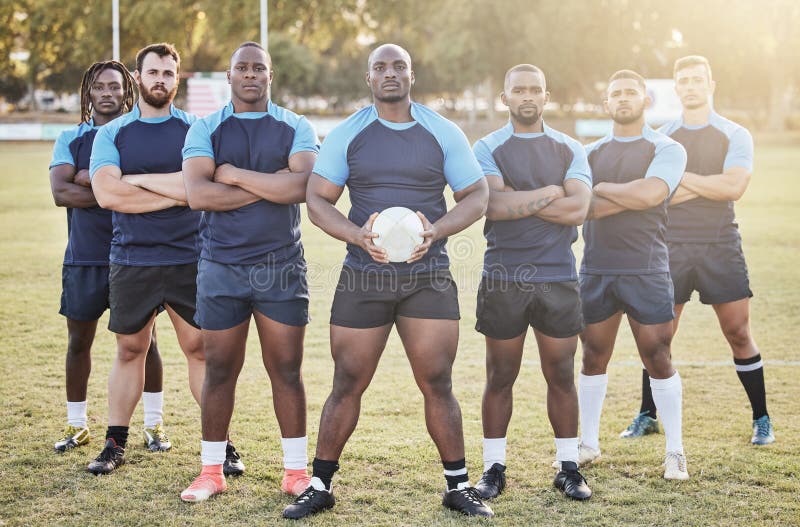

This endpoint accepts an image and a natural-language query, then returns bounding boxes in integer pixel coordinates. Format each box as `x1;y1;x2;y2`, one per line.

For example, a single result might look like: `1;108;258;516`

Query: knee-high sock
650;372;683;454
578;373;608;451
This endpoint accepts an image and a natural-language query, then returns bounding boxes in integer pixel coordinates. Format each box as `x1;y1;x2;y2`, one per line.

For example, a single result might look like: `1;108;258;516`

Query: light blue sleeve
472;139;501;178
50;130;76;168
724;127;754;172
563;138;592;189
439;122;484;192
290;116;320;157
312;125;351;186
89;124;120;179
645;141;687;194
182;119;214;160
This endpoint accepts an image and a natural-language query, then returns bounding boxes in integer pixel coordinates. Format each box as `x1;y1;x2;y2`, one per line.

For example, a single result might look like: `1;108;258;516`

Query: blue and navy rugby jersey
582;126;686;275
183;101;319;264
473;121;591;283
89;104;200;266
50;120;112;266
313;102;484;274
659;111;753;243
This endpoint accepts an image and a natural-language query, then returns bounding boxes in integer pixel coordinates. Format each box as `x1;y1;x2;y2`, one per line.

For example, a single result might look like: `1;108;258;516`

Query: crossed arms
668;167;751;206
485;175;592;226
183;151;317;211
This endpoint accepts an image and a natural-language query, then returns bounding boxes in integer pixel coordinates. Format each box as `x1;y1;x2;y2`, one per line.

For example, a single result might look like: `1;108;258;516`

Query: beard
611;105;644;125
374;91;408;103
138;80;177;109
509;105;542;126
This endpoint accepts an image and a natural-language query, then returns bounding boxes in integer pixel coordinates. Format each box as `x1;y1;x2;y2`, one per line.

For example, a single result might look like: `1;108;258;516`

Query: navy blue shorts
330;267;460;329
476;278;584;339
668;241;753;305
60;265;110;321
580;273;675;325
195;251;309;331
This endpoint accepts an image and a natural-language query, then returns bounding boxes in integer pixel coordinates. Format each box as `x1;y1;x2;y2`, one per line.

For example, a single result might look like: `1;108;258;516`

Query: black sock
443;458;468;491
311;458;339;491
640;368;658;419
734;354;768;420
561;461;578;472
106;426;129;449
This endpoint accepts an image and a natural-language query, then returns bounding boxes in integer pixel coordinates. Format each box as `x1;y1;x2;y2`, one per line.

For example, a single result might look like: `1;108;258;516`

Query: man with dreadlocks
49;60;167;454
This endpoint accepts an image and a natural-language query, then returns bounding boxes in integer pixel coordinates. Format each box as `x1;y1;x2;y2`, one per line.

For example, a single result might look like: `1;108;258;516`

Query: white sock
578;373;608;451
66;401;87;428
281;436;308;470
554;437;579;464
650;372;684;454
483;437;507;471
201;440;227;466
309;476;328;491
142;391;164;428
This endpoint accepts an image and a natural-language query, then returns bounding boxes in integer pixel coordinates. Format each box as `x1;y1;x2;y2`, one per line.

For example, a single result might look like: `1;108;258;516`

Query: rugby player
282;44;493;519
179;42;319;502
49;60;166;453
578;70;690;480
471;64;592;500
86;43;204;475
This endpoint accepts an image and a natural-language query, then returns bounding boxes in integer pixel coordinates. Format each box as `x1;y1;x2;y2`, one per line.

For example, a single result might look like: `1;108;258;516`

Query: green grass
0;140;798;526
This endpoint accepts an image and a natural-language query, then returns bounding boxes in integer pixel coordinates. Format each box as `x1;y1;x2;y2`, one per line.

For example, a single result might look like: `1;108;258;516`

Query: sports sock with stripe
578;373;608;451
311;458;339;491
443;458;469;491
734;354;768;420
650;372;683;454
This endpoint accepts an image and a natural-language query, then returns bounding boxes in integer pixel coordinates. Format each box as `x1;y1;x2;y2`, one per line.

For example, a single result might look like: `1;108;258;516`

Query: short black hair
674;55;712;81
136;43;180;73
231;41;272;66
607;69;646;92
504;64;545;89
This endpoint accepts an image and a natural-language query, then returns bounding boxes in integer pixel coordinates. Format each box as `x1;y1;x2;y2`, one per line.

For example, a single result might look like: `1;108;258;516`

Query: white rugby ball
371;206;425;262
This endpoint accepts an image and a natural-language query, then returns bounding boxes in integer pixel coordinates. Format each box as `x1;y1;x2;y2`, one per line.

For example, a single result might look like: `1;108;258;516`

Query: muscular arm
122;171;187;202
484;175;563;221
215;151;317;205
669;185;700;206
535;179;592;226
432;178;489;238
593;178;670;211
91;165;181;213
678;168;750;201
182;156;261;211
50;165;98;208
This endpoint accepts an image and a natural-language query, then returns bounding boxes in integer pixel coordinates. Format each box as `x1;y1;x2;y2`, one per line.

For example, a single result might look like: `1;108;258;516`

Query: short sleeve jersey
50;120;113;265
473;122;591;282
89;104;200;266
659;111;754;243
312;102;484;274
582;126;687;275
182;101;319;264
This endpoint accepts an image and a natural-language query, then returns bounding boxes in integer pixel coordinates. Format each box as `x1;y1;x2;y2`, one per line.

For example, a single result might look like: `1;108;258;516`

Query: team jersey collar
132;101;177;123
372;103;417;131
508;119;549;138
679;109;719;130
225;99;273;118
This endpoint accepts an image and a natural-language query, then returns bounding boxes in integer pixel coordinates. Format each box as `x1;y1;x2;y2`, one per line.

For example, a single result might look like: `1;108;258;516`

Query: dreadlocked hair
79;60;136;124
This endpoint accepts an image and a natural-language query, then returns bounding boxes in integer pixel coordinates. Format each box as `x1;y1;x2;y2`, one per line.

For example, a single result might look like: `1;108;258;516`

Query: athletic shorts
580;273;675;325
330;267;460;329
475;278;584;339
59;265;109;321
108;263;199;334
195;252;309;331
668;241;753;305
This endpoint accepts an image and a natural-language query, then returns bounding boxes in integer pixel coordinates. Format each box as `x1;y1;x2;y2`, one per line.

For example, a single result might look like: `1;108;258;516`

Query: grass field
0;140;798;527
